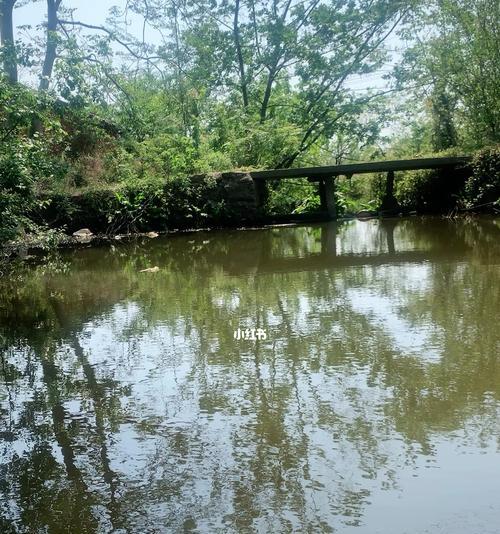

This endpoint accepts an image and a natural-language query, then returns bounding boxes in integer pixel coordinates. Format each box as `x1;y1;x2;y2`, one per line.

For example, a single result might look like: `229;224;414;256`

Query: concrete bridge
249;156;472;218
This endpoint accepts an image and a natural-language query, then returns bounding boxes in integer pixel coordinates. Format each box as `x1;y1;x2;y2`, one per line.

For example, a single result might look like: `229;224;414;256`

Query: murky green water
1;217;500;533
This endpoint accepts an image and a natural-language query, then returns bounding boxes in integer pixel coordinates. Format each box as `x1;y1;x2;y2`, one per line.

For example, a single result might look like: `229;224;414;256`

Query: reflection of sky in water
346;285;442;362
343;439;500;534
1;218;499;532
337;221;389;255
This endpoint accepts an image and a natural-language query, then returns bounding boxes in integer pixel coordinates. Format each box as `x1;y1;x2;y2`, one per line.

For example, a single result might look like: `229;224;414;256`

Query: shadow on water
1;216;500;532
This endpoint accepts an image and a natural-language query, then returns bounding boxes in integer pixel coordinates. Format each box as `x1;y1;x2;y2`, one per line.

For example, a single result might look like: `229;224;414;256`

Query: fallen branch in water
458;201;499;212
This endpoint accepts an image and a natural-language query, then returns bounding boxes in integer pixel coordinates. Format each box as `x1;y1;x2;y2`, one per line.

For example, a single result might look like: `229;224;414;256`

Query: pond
1;217;500;533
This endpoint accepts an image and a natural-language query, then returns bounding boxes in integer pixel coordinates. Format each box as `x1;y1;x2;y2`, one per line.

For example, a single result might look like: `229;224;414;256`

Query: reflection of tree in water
0;217;499;531
1;294;130;532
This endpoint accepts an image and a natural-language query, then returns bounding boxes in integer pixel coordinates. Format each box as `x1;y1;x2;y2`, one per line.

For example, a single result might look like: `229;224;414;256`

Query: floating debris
139;266;160;273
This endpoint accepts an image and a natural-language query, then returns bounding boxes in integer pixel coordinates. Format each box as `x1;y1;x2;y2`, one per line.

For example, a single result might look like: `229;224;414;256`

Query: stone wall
190;171;261;221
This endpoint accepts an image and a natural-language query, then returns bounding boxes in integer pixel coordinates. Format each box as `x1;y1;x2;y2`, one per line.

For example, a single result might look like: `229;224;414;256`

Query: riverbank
2;211;499;271
1;146;498;267
0;212;339;268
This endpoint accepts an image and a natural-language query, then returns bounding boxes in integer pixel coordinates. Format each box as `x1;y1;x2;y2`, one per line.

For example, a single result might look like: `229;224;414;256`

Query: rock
72;228;94;243
379;208;401;217
356;210;377;219
139;266;160;273
146;232;159;238
73;228;93;237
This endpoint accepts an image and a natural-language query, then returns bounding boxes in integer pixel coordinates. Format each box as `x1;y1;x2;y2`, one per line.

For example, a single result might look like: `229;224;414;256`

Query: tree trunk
233;0;248;108
259;65;276;122
0;0;18;83
39;0;61;91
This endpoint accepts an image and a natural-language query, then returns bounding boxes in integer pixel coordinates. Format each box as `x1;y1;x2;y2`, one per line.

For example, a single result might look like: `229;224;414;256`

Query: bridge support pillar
252;178;268;211
319;176;337;220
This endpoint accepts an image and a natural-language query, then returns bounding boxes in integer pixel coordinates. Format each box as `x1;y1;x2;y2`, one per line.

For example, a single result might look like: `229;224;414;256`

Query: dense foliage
464;146;500;209
0;0;499;245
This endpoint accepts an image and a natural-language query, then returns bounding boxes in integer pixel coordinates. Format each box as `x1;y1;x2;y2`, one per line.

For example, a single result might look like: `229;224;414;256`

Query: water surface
1;217;500;533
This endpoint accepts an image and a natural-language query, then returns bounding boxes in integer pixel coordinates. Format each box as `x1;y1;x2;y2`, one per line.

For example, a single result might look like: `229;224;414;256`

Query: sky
16;1;158;52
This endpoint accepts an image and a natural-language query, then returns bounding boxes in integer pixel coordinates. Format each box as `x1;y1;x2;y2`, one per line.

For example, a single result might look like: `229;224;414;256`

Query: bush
265;179;320;215
335;174;385;214
0;161;34;241
0;138;58;242
137;134;199;178
463;146;500;209
395;168;469;213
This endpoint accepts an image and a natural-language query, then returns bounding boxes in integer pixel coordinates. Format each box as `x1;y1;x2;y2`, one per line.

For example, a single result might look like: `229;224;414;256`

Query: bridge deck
249;156;471;180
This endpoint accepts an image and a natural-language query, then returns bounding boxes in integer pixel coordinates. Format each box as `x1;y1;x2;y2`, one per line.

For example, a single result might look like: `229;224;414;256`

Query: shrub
265;179;320;215
137;134;199;178
0;138;55;242
463;146;500;209
395;165;470;213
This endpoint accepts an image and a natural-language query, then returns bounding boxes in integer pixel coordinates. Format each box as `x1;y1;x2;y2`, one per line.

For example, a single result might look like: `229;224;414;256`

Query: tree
179;0;412;167
429;85;457;151
85;0;410;167
395;0;500;149
1;0;63;89
0;0;18;83
39;0;63;91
